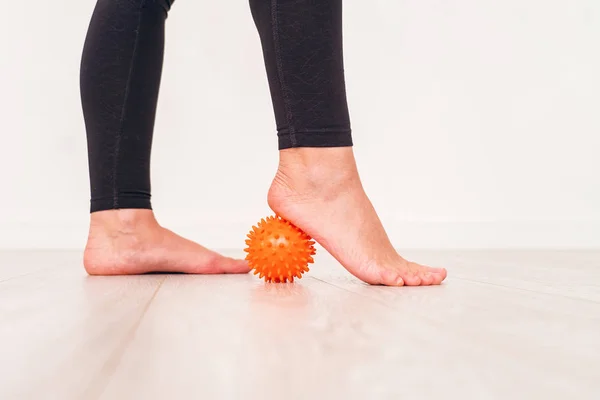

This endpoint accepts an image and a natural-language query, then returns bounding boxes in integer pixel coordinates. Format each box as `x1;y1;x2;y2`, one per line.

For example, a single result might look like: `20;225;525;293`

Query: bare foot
83;209;249;275
267;147;447;286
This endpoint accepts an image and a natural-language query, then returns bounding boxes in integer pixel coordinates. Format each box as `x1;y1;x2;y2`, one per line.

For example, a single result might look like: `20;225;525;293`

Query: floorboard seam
308;276;409;313
83;276;167;400
452;276;600;304
0;269;48;284
309;276;462;333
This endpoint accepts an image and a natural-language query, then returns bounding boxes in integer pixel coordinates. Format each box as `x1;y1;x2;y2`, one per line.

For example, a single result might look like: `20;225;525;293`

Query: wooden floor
0;249;599;399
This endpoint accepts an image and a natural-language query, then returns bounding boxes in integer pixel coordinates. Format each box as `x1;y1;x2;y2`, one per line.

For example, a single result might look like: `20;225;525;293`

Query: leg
80;0;248;275
249;0;447;285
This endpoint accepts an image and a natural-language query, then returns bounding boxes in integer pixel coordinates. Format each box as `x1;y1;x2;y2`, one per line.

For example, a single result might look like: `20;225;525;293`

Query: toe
438;268;448;280
421;265;447;285
402;273;422;286
372;261;446;287
427;266;447;276
222;258;251;274
378;268;405;286
419;272;434;286
430;269;447;285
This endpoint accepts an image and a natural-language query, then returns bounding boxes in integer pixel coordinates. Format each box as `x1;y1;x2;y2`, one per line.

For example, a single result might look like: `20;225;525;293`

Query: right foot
83;209;250;275
268;147;447;286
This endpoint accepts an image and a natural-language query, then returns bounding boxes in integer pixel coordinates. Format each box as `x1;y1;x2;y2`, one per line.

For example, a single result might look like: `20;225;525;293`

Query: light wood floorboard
0;250;598;399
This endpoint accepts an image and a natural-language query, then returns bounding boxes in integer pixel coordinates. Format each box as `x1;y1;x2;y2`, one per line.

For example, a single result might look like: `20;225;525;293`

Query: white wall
1;0;599;249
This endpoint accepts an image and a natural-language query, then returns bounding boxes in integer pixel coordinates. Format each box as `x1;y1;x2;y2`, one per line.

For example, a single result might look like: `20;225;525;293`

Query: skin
84;147;447;286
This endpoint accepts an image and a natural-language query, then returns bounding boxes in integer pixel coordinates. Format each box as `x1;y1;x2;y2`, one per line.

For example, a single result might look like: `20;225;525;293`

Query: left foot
267;147;447;286
83;209;250;275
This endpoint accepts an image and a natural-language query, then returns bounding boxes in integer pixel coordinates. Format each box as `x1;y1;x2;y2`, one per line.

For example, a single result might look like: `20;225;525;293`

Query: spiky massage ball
244;215;316;283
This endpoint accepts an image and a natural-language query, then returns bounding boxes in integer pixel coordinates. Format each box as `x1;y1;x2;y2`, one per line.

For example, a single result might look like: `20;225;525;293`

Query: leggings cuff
90;194;152;213
278;130;353;149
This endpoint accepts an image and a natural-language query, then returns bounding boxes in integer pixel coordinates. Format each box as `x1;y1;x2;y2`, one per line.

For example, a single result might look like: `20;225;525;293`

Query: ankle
279;147;356;172
270;147;362;208
89;209;159;235
277;147;359;184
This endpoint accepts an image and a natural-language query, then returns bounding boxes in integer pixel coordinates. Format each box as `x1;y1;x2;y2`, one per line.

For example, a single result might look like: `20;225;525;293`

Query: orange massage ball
244;215;316;283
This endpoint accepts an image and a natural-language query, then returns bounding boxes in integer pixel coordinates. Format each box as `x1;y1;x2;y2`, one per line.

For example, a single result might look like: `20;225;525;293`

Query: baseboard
1;219;598;250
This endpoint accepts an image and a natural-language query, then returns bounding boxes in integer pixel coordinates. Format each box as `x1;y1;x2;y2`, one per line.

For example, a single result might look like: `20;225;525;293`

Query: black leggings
80;0;352;212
